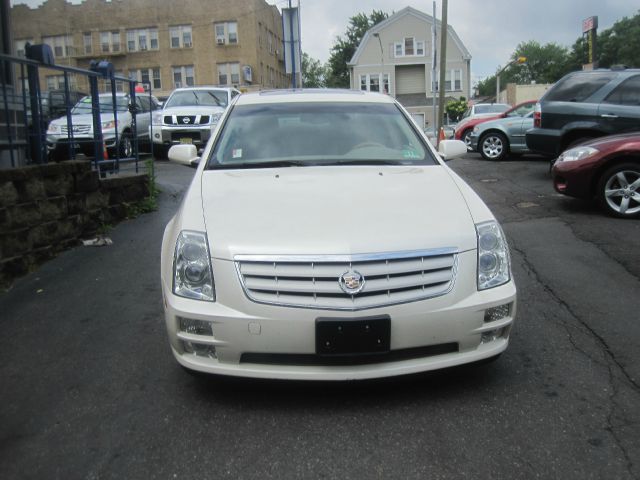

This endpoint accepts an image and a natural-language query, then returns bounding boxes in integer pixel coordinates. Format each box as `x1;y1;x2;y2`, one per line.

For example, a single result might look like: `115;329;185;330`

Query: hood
200;166;478;259
581;132;640;149
161;105;225;116
49;112;123;126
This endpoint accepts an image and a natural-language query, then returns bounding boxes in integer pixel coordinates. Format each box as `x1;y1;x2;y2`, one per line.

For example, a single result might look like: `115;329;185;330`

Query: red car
552;133;640;218
454;101;536;149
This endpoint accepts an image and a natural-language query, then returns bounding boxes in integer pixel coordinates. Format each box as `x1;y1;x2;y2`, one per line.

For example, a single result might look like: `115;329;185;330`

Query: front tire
116;132;133;159
462;129;473;151
597;163;640;218
479;132;509;161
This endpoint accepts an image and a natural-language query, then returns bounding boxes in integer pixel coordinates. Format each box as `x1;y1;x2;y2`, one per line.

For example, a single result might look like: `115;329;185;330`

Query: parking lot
1;153;639;479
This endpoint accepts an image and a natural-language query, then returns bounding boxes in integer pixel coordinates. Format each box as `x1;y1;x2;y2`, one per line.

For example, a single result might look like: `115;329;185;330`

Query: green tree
445;97;467;122
594;11;640;68
301;52;327;88
476;41;570;97
326;10;388;88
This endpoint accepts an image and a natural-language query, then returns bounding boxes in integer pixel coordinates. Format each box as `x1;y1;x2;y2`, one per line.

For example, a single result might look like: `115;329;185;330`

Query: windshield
474;104;510;114
71;96;129;114
165;90;228;108
207;102;436;169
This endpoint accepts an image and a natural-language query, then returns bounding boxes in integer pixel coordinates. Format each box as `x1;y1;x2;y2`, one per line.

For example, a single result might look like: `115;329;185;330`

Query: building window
267;30;273;53
445;69;463;91
217;62;240;86
130;68;162;90
43;35;74;58
104;70;125;93
170;25;192;48
46;74;77;91
99;31;121;53
215;21;238;45
126;28;159;52
359;73;390;93
83;33;92;54
172;66;194;88
15;39;33;57
394;37;425;57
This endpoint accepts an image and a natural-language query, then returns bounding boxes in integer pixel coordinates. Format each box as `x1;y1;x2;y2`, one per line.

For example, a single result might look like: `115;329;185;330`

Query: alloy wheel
604;169;640;216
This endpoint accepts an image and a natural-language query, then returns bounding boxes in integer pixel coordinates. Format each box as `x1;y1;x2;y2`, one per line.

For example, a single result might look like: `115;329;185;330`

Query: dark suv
526;68;640;157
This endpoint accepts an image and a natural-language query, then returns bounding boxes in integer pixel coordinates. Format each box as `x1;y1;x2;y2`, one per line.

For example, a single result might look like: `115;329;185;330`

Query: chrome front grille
235;249;458;310
61;125;91;135
164;115;209;125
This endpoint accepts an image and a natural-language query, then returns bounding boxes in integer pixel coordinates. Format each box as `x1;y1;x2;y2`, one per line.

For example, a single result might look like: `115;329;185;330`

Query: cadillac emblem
339;270;365;295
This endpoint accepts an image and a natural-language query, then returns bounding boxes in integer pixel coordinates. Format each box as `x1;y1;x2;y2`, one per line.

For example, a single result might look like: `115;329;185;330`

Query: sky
11;0;639;85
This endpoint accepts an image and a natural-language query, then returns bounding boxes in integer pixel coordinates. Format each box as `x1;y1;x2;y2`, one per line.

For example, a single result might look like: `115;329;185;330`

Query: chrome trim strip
234;247;459;264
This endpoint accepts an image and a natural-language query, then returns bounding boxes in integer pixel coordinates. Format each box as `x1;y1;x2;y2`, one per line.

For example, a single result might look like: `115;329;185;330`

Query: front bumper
162;251;517;380
47;132;118;152
151;124;214;147
525;128;562;156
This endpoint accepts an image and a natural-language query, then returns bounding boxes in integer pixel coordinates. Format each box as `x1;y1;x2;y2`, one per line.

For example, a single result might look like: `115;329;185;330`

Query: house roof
347;6;472;66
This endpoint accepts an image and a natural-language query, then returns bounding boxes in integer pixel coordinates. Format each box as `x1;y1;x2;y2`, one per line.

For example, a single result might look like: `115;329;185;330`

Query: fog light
481;327;508;344
484;303;511;323
182;340;216;358
178;317;213;336
154;133;160;139
481;329;500;343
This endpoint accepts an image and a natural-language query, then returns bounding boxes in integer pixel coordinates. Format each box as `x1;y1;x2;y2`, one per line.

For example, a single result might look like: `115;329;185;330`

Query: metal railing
0;52;154;176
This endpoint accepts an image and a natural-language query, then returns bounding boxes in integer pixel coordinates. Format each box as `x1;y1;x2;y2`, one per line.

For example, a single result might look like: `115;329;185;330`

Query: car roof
172;86;237;92
235;89;395;106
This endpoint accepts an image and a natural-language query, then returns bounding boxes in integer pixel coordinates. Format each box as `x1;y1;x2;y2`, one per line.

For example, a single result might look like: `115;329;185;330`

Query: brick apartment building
10;0;291;97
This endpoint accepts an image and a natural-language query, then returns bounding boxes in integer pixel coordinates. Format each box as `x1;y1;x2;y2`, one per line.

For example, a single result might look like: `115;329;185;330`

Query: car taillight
533;103;541;128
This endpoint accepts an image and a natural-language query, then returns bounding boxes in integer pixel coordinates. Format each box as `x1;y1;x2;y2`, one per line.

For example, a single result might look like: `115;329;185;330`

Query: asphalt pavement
1;154;639;480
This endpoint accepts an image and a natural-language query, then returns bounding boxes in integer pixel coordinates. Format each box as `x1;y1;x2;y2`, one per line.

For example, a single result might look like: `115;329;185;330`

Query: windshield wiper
211;160;310;169
323;159;404;166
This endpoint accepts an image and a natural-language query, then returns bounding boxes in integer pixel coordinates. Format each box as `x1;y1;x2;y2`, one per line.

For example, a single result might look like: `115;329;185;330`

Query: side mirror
438;140;467;161
168;144;200;168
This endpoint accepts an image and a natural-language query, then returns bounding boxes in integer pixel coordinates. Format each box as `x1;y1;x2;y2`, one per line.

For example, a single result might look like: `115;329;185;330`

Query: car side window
545;73;615;102
138;97;151;112
231;90;240;99
603;75;640;106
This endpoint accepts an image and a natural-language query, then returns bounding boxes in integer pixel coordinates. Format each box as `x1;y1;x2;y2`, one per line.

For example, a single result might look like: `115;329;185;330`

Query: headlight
173;231;215;301
101;120;116;130
152;111;163;125
557;146;598;162
210;112;222;125
47;124;60;134
476;221;511;290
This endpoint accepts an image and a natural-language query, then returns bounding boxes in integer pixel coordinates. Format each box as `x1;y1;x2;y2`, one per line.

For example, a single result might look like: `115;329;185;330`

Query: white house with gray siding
348;6;471;129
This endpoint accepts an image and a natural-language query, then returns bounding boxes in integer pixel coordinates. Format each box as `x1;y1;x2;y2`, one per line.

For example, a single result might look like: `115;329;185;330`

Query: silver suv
151;86;240;159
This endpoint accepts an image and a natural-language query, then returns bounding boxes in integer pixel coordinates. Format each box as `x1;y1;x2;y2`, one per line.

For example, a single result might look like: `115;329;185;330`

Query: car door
598;74;640;134
136;96;151;141
507;113;535;150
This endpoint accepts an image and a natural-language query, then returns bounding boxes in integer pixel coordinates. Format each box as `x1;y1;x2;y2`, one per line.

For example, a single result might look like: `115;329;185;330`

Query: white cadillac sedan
161;90;517;380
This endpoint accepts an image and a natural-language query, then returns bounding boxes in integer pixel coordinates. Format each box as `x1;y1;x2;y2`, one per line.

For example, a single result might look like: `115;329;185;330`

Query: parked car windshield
71;96;129;114
208;102;436;169
165;90;228;108
474;104;510;114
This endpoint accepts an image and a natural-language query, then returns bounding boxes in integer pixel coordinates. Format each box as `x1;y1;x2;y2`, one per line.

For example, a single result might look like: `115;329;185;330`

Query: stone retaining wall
0;161;149;288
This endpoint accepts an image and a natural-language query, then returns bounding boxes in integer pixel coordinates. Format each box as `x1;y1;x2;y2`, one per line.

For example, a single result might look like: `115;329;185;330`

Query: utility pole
437;0;448;135
431;1;437;131
288;0;296;88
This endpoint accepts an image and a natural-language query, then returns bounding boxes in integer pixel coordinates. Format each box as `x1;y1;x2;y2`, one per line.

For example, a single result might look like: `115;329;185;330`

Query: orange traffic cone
103;142;109;160
438;127;446;143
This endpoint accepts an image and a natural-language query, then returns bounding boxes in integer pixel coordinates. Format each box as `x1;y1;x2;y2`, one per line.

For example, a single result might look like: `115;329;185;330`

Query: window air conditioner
217;37;225;45
184;41;192;48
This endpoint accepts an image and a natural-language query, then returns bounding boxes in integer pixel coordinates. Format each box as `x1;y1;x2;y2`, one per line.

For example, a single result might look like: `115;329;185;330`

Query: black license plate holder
316;315;390;356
